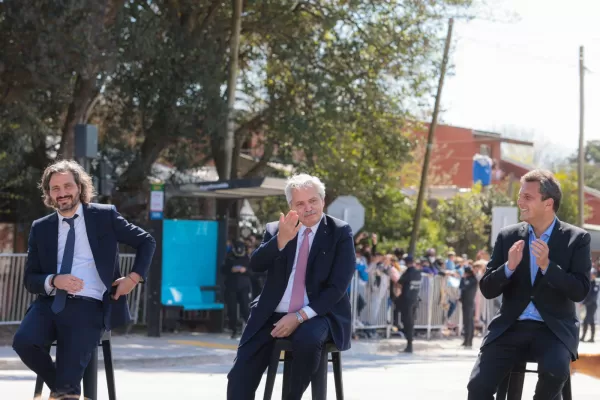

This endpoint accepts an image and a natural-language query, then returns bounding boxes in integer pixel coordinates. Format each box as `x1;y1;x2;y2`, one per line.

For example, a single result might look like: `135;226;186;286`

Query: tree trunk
58;74;95;159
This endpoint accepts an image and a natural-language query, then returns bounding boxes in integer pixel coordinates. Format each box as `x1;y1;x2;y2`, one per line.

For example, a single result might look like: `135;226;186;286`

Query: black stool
263;339;343;400
33;330;116;400
496;359;572;400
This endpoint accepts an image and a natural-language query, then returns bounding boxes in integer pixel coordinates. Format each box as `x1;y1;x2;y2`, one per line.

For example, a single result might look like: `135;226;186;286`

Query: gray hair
520;169;562;212
284;174;326;204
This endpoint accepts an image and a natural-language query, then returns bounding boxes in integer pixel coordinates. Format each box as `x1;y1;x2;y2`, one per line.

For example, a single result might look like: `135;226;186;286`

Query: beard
52;192;80;212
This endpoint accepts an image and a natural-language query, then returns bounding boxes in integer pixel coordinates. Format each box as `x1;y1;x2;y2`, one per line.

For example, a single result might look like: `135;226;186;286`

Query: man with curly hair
12;160;156;400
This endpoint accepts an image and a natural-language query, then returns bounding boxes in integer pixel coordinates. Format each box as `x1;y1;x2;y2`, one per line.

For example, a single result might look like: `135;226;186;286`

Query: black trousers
225;286;251;331
582;304;597;340
12;297;104;397
467;320;571;400
400;302;418;343
227;313;331;400
462;304;474;346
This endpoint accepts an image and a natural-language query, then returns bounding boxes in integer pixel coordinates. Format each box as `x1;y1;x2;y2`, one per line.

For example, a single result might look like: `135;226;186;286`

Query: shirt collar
57;202;83;225
299;213;324;236
528;216;557;241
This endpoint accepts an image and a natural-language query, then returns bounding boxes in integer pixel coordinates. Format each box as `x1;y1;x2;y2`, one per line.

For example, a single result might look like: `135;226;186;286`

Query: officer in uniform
221;239;252;339
398;255;422;353
459;266;479;348
581;270;599;342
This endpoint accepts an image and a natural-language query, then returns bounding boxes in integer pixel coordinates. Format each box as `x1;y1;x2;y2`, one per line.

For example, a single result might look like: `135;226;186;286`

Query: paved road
2;346;600;399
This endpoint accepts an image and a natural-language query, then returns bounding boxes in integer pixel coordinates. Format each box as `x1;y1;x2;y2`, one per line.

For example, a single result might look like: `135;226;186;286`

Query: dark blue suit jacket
480;219;591;360
240;214;356;351
24;202;156;330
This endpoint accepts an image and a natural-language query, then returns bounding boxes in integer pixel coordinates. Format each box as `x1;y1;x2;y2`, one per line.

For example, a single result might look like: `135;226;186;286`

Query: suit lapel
545;218;563;263
47;213;59;271
533;218;563;288
307;218;331;272
285;236;298;278
82;203;101;266
516;223;532;287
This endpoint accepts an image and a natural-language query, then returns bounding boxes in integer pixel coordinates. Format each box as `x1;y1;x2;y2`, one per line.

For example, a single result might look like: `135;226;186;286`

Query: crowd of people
351;232;496;348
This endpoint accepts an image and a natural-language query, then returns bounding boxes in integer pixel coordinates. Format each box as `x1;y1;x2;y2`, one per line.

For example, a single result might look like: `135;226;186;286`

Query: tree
433;186;490;257
1;0;477;224
554;170;592;225
565;140;600;192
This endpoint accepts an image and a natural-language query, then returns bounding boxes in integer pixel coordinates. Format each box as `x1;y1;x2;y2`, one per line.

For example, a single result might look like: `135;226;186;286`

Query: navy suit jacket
240;214;356;351
480;219;591;360
23;202;156;330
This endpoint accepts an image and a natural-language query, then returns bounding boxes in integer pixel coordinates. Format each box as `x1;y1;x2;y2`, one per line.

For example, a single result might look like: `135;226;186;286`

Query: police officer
459;266;478;348
221;239;252;339
581;270;599;343
398;255;422;353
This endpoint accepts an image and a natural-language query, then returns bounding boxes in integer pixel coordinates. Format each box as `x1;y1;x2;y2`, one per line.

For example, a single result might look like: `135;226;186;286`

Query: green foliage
0;0;476;223
554;170;592;225
433;187;490;257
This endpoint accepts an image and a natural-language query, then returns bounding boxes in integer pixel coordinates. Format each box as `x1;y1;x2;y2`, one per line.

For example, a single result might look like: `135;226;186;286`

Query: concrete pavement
3;347;600;399
0;331;479;371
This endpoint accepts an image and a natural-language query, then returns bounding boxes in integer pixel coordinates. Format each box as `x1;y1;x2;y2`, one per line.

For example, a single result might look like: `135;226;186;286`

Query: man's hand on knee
271;313;300;338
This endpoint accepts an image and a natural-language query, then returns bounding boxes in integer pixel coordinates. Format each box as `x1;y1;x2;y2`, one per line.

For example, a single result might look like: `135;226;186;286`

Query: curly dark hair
39;160;97;208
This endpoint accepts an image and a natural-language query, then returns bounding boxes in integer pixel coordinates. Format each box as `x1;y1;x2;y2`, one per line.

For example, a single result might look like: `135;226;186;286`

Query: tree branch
243;140;275;178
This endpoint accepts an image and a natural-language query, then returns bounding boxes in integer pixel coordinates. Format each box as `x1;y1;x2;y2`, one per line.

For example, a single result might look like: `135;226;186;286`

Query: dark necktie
51;215;78;314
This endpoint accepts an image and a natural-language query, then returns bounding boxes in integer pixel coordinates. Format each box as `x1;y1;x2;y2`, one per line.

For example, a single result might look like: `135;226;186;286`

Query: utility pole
578;45;585;227
223;0;243;180
409;18;454;256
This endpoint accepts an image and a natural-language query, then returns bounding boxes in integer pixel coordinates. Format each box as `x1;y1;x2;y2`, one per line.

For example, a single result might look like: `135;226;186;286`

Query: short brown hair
520;169;562;212
39;160;97;208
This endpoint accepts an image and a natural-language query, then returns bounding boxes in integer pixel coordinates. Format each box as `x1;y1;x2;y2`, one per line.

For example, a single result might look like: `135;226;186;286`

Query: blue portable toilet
473;154;493;186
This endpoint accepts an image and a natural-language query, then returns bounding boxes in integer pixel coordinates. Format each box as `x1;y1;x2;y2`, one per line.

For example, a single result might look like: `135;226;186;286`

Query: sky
440;0;600;164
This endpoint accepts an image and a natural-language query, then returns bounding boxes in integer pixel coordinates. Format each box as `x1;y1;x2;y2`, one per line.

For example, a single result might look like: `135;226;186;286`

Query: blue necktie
51;215;78;314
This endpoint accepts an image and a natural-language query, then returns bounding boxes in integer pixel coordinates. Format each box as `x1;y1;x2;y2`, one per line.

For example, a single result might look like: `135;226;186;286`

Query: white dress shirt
274;216;323;319
44;203;107;300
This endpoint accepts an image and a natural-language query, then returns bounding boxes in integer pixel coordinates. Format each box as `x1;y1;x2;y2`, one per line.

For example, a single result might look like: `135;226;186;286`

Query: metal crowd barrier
413;274;462;339
349;270;392;338
0;253;143;325
349;270;465;340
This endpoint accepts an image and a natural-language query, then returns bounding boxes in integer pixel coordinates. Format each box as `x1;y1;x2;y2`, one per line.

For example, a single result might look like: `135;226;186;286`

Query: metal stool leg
102;336;117;400
263;347;281;400
311;350;328;400
331;352;344;400
496;373;510;400
33;375;45;400
82;346;98;400
506;371;525;400
282;351;293;399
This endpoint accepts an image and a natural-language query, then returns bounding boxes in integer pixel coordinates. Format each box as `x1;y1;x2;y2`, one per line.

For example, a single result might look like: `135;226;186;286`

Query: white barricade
414;275;462;339
0;253;143;325
350;270;392;338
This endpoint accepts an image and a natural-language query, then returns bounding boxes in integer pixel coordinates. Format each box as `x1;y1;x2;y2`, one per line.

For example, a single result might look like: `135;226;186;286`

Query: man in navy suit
467;169;592;399
12;160;156;400
227;174;356;400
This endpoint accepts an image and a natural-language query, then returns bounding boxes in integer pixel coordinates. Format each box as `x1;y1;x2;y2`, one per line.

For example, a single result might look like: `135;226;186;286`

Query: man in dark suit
226;173;355;400
12;160;156;400
467;169;592;399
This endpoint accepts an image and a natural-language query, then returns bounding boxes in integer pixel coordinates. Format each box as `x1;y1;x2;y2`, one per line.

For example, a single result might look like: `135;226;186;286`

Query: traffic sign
327;195;365;234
